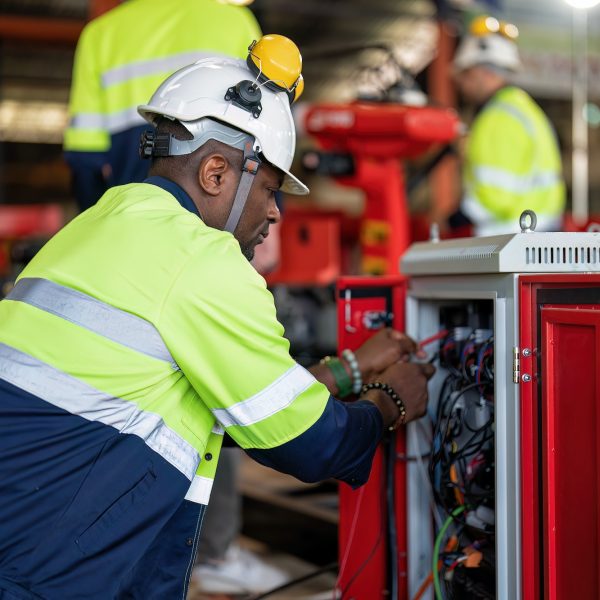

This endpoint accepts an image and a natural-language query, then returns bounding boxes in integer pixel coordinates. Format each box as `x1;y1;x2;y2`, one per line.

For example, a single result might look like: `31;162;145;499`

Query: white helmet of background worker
453;15;522;73
138;34;307;233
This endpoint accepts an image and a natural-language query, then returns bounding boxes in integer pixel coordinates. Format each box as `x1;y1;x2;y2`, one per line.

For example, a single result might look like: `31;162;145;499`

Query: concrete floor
187;537;337;600
187;458;339;600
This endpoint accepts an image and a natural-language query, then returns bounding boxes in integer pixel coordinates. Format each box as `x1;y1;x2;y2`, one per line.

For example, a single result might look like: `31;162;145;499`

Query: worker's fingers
375;361;435;422
354;329;430;382
388;328;418;354
389;329;426;362
405;348;428;361
418;362;436;380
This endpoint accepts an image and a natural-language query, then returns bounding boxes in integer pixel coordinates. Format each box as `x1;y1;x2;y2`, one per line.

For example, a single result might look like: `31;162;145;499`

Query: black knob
235;80;262;107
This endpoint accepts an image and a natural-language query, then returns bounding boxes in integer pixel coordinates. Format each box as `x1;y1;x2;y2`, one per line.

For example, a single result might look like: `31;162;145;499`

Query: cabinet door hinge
512;346;520;384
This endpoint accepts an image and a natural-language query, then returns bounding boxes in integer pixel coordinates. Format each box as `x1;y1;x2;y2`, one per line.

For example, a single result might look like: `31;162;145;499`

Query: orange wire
411;536;459;600
411;571;434;600
450;463;464;505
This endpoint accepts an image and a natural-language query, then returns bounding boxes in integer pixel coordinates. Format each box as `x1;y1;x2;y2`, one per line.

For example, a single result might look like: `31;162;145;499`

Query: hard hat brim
281;169;309;195
453;34;521;74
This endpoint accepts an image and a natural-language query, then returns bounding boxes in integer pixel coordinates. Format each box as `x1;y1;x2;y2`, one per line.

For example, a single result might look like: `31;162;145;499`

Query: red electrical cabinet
336;276;408;600
337;231;600;600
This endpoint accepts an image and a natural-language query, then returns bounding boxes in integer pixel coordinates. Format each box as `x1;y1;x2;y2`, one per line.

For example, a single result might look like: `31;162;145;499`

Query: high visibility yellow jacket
63;0;261;209
462;86;566;235
0;177;382;599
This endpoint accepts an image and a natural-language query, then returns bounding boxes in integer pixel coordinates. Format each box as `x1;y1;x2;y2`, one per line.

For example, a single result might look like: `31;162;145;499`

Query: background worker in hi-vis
451;15;565;236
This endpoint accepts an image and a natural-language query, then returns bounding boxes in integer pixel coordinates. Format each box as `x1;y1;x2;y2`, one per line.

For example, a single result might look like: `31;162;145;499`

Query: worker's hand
353;328;427;382
364;361;435;426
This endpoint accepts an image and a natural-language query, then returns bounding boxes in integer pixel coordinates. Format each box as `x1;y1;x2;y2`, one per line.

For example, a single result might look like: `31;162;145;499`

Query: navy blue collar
144;176;200;218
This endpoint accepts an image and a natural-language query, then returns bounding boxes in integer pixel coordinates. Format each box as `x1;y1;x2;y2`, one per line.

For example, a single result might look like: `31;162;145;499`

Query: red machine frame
306;103;459;276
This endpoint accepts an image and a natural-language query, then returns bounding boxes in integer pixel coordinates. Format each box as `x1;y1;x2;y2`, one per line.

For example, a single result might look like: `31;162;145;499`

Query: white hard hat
138;56;308;197
453;33;522;73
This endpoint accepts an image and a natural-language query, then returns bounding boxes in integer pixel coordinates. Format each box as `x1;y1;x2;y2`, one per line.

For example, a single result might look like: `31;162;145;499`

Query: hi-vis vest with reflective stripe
462;86;566;235
64;0;261;152
0;182;329;504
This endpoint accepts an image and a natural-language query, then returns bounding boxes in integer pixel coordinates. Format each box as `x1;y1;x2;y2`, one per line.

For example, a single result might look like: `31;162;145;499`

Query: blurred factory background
1;3;600;600
1;0;599;214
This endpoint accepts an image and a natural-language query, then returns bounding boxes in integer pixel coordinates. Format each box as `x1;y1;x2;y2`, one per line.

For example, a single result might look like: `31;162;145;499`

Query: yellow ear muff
248;34;302;92
469;15;500;37
290;74;304;103
469;15;518;41
499;21;519;40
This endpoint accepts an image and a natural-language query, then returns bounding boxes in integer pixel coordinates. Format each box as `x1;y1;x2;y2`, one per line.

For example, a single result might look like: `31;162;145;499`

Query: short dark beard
241;245;255;262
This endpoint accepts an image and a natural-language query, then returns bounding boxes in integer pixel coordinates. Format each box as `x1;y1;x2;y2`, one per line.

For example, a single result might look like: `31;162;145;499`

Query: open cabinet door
541;306;600;600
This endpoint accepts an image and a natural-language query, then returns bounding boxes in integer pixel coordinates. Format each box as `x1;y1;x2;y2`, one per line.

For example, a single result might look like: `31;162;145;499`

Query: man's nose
268;198;281;224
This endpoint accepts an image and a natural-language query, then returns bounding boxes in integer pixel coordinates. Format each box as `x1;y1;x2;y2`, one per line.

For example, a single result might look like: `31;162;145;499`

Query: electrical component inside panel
428;301;495;600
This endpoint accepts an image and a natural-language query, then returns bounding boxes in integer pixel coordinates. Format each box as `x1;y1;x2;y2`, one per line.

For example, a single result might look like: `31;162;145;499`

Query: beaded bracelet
361;381;407;431
341;348;363;395
320;355;353;398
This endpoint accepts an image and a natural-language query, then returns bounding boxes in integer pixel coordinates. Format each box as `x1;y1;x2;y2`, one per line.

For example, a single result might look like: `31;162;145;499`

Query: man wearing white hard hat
451;15;565;236
0;36;434;599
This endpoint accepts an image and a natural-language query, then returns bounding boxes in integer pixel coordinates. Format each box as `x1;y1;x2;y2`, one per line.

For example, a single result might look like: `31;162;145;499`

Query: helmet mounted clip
225;80;262;118
139;130;172;159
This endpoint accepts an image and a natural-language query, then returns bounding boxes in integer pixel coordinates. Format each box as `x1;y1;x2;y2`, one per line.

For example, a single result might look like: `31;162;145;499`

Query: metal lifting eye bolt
519;209;538;233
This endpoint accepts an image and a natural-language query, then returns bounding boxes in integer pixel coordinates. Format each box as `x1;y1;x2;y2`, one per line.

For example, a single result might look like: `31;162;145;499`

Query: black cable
456;420;492;451
430;377;450;454
429;375;456;497
463;401;493;433
459;428;494;455
454;422;493;460
247;562;338;600
429;335;497;598
445;382;483;417
430;381;492;519
442;383;488;439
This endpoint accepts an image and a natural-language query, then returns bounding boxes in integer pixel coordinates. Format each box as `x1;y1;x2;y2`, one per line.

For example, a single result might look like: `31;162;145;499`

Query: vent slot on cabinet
525;245;599;266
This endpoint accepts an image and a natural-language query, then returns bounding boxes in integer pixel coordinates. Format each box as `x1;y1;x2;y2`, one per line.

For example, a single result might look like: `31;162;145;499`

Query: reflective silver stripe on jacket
70;113;105;130
472;166;561;194
70;107;145;134
184;475;213;504
0;343;199;479
7;277;178;368
101;51;218;88
491;101;534;135
212;364;316;428
211;423;225;435
462;196;562;235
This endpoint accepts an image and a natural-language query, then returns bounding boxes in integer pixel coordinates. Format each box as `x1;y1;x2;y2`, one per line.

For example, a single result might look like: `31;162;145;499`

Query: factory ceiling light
564;0;600;8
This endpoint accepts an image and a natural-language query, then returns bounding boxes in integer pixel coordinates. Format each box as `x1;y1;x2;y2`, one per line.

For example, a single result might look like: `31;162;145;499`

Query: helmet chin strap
140;117;262;234
223;140;262;234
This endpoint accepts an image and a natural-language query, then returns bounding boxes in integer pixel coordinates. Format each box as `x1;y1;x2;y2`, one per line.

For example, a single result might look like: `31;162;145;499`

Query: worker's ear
198;153;235;197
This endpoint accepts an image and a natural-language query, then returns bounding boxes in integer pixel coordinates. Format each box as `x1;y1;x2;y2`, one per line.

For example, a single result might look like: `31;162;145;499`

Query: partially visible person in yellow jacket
451;15;565;236
64;0;261;211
